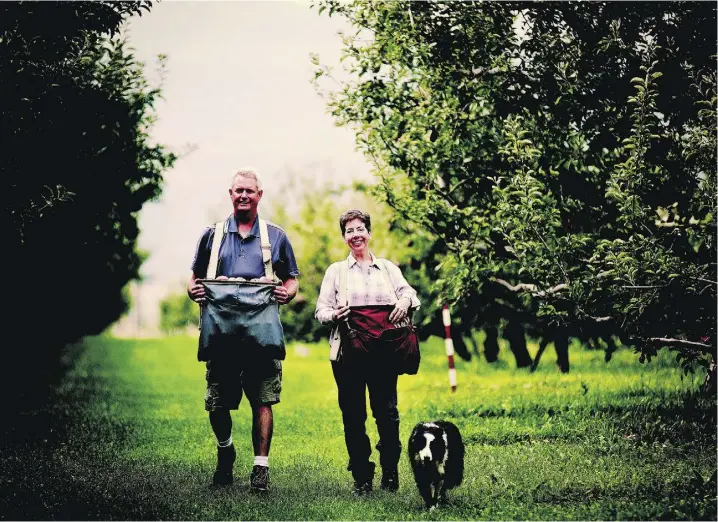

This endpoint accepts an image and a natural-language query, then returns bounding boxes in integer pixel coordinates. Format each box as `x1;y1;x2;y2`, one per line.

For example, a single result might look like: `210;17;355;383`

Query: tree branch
493;278;568;297
690;276;718;285
648;338;713;349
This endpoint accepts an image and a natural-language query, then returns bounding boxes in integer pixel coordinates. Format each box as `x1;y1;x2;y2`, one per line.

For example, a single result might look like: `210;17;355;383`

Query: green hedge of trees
2;1;175;393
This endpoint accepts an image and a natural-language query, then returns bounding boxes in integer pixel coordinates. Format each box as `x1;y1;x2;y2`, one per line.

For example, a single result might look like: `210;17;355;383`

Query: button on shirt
315;253;420;325
191;215;300;280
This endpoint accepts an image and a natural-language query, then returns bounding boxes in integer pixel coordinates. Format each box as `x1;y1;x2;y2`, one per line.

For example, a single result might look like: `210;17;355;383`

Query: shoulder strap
206;221;226;280
338;259;349;306
378;259;399;304
329;260;350;362
258;218;275;281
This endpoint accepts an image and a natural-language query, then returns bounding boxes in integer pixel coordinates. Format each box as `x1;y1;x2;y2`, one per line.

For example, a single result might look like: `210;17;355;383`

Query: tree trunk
604;336;617;362
704;359;716;396
466;332;481;359
530;339;550;372
555;334;570;373
484;325;499;363
452;332;472;361
504;322;533;368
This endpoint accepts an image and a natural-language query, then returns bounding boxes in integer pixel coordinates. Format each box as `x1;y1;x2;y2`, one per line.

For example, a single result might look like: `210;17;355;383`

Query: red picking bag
342;305;420;375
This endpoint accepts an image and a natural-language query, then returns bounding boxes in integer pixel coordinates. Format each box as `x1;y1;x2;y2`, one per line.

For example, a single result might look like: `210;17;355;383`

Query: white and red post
442;304;457;392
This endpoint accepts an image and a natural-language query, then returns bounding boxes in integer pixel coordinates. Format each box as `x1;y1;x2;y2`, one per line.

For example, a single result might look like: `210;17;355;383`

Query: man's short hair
339;209;372;235
232;167;262;190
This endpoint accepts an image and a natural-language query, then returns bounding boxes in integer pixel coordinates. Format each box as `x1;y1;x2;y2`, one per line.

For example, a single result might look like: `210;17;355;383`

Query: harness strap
329;260;349;361
258;218;274;281
207;217;274;281
206;220;227;280
338;259;349;307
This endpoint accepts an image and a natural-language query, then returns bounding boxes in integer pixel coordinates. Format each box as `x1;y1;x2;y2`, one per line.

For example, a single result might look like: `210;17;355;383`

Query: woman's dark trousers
331;359;401;483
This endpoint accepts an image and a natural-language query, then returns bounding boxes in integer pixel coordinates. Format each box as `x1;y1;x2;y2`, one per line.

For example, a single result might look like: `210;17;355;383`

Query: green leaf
655;206;670;222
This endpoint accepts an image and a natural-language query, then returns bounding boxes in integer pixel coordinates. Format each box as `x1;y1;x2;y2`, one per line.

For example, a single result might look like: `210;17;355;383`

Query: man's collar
346;252;378;267
227;214;260;237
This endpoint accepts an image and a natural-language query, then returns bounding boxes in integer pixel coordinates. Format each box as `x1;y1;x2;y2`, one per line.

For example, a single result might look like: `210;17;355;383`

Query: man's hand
274;277;298;305
188;282;206;304
389;297;411;323
273;285;293;304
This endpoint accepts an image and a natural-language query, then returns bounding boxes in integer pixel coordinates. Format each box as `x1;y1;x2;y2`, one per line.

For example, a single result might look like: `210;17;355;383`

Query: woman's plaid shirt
315;253;420;325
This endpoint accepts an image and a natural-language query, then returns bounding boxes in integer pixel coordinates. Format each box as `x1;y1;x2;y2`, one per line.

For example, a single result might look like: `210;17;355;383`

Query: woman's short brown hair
339;209;372;235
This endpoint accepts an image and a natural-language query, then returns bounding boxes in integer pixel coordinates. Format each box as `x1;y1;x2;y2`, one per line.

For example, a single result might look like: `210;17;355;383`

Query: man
187;167;299;492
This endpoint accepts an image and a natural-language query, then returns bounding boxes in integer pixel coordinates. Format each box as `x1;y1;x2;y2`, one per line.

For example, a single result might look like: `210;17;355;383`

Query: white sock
218;436;232;448
254;456;269;467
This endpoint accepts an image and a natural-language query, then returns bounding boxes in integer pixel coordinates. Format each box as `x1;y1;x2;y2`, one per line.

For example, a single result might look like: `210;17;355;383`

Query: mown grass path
1;336;715;520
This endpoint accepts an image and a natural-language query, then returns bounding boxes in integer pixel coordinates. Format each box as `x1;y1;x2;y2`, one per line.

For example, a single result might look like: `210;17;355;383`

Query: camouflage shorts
205;358;282;411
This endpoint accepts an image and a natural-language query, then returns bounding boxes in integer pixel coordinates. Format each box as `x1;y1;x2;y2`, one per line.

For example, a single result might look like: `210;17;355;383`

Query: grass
0;335;715;520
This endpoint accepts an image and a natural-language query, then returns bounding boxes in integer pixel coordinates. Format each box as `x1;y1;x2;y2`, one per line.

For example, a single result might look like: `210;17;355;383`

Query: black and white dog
408;421;464;510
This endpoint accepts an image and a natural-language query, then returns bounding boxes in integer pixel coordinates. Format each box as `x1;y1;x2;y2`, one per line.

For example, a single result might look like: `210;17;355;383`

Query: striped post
442;304;457;392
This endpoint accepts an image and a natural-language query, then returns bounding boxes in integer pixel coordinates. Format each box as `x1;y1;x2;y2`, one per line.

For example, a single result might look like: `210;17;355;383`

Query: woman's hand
389;297;411;323
333;305;350;323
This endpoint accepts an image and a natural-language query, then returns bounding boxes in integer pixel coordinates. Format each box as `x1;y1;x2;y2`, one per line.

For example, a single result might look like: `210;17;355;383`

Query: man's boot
212;444;236;486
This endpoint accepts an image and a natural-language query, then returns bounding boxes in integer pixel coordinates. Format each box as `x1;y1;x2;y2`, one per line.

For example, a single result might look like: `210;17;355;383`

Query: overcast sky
117;1;372;332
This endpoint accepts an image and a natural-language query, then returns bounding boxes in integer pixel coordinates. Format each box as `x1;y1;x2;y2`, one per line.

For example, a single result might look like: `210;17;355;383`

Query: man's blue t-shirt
191;215;300;281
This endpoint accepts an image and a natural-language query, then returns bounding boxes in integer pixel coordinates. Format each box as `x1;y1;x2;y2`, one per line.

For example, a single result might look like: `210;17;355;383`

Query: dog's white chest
418;433;435;461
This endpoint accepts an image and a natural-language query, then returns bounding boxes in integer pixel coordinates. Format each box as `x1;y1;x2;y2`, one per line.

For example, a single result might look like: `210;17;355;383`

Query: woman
315;209;420;495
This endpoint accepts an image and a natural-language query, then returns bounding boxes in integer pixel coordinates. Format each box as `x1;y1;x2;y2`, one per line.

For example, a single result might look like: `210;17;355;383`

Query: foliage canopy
1;1;176;348
314;0;717;371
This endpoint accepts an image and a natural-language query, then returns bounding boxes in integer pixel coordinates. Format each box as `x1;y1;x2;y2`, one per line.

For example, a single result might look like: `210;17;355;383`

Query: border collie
408;421;464;510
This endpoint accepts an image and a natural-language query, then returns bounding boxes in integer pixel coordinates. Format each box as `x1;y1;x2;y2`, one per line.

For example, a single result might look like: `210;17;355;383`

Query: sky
115;1;373;334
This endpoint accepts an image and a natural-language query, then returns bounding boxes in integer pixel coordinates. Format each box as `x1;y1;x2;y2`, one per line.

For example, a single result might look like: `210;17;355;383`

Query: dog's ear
408;429;422;450
409;423;423;442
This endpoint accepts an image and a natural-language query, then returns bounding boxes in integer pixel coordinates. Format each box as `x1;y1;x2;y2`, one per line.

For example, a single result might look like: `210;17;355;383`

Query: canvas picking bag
197;218;285;362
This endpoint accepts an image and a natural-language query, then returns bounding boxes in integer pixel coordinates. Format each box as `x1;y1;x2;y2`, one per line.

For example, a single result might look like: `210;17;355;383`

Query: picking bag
198;280;285;362
342;305;420;375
